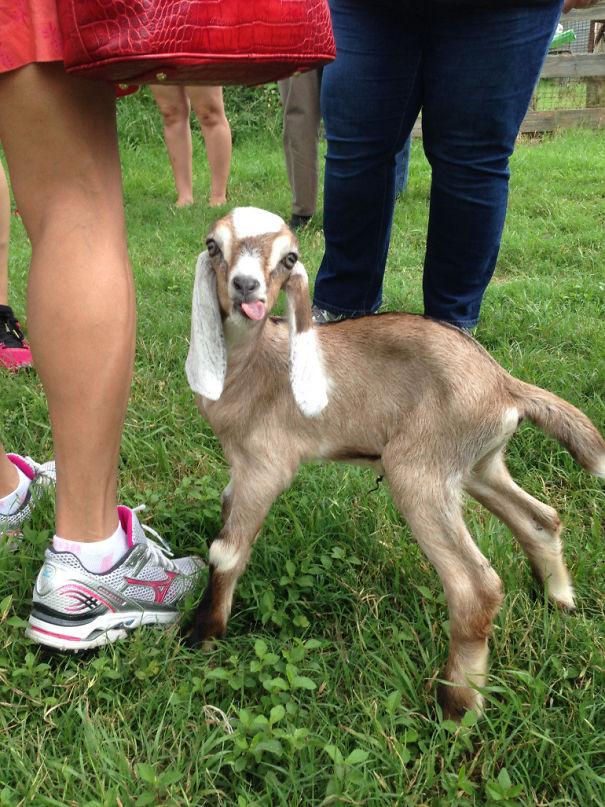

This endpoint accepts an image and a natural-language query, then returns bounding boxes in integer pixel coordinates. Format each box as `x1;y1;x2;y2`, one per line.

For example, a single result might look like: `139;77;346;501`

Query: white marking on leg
209;540;240;573
543;567;575;609
458;641;489;686
449;641;489;713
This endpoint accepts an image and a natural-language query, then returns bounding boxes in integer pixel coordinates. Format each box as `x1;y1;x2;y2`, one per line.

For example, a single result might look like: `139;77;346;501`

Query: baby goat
185;206;604;719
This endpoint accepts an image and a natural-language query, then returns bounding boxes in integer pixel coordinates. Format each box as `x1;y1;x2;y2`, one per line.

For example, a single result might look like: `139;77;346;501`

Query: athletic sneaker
0;454;56;533
311;304;347;324
0;305;33;370
26;505;205;651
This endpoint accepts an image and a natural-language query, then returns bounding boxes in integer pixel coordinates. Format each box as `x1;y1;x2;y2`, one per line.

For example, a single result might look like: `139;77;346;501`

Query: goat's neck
223;316;267;371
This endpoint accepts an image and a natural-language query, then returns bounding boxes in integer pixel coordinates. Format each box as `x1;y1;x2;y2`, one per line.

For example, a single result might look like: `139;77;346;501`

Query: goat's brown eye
206;238;219;257
283;252;298;269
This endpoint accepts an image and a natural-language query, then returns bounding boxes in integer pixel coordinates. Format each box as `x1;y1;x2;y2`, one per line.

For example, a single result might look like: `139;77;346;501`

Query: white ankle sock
53;522;129;573
0;464;31;516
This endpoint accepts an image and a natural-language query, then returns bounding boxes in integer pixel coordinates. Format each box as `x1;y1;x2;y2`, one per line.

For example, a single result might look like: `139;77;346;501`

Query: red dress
0;0;64;74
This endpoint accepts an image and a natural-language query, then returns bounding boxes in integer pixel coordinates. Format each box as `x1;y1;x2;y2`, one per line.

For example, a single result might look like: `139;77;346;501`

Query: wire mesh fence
533;17;605;112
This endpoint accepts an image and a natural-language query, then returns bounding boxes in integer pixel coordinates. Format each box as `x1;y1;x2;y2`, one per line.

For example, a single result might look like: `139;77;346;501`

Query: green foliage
223;84;283;140
116;83;283;151
1;112;603;807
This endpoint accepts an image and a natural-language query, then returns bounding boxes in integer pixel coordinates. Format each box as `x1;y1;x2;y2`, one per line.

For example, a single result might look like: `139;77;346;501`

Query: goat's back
315;313;604;476
316;312;508;411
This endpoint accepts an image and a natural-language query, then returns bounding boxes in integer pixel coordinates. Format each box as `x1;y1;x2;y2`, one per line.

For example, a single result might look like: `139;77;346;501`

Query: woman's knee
191;104;215;127
151;86;190;126
188;87;227;130
160;100;190;126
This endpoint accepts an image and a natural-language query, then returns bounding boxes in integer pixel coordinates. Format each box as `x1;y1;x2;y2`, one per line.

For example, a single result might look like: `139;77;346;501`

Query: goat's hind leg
465;450;574;610
383;456;503;719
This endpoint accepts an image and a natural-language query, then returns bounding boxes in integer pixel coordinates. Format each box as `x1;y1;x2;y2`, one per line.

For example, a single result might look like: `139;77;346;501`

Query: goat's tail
515;381;605;477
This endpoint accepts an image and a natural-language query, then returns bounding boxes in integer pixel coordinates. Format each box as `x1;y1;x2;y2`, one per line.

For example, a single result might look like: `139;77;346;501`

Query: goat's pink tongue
241;301;266;321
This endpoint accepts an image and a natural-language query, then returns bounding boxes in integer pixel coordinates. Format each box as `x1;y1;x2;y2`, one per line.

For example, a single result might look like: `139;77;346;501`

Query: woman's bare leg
150;84;194;207
187;85;231;206
0;161;9;305
0;63;135;542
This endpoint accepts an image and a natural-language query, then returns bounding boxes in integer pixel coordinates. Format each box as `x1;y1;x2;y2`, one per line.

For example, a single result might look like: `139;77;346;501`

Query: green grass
0;92;604;806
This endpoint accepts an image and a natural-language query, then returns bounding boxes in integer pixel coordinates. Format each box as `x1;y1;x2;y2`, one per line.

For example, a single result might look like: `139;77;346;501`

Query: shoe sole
26;610;179;651
0;351;34;370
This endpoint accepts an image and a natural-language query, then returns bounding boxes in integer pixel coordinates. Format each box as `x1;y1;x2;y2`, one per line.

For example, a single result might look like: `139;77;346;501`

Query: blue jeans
314;0;562;326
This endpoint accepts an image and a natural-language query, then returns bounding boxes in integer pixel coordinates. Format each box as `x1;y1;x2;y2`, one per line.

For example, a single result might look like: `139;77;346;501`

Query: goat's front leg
187;465;295;644
221;477;234;523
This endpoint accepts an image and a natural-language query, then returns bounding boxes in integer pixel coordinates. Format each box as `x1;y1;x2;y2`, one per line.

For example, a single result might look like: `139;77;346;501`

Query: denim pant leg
314;0;414;316
421;3;563;327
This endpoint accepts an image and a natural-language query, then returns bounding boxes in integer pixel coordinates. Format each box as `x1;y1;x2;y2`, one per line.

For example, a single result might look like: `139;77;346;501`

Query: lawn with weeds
0;90;603;806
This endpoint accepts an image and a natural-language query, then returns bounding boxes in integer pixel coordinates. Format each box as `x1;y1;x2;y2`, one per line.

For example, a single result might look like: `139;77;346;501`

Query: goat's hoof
181;618;225;649
437;682;482;722
181;621;204;648
553;597;576;613
528;580;576;613
182;627;210;648
181;631;200;649
182;634;217;652
528;566;576;612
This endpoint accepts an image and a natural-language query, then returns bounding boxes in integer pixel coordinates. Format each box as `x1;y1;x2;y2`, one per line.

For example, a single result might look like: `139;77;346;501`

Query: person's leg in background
420;2;563;328
0;159;32;369
278;69;323;230
150;84;195;207
187;85;231;206
314;0;417;317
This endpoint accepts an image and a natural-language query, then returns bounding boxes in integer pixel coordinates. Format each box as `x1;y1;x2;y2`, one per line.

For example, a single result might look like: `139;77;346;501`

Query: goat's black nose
232;275;260;296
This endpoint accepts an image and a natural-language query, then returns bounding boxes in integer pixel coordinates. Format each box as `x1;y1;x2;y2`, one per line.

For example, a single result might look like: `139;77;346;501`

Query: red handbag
57;0;336;86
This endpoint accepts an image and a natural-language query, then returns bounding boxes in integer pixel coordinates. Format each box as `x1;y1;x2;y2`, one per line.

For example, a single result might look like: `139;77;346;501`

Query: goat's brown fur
185;207;604;720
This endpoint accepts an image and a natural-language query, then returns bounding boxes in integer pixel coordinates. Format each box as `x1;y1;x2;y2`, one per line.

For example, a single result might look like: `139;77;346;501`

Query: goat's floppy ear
284;262;328;417
185;251;226;400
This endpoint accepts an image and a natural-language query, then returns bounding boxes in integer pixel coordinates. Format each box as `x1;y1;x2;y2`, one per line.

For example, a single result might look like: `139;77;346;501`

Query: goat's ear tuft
186;251;226;400
284;262;328;417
